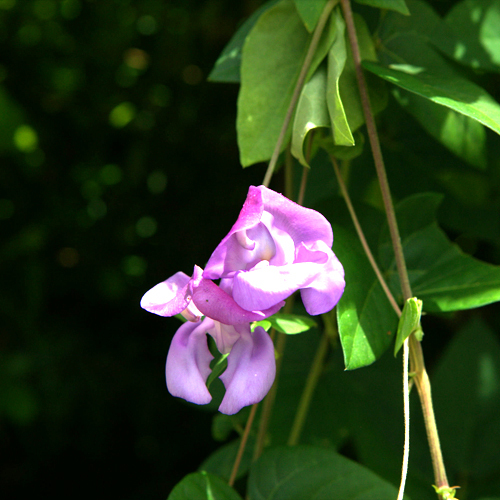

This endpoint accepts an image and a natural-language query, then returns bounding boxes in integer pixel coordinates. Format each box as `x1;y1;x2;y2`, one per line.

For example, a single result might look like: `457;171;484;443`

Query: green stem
262;0;338;188
228;402;258;487
339;0;450;495
287;316;333;446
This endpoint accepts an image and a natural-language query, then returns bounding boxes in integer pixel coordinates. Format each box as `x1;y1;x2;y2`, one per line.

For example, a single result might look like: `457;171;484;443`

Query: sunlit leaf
394;296;422;356
326;11;354;147
293;0;328;31
291;64;330;166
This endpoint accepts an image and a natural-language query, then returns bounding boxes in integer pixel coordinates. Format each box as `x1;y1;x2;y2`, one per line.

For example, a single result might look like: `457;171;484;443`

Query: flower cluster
140;185;345;414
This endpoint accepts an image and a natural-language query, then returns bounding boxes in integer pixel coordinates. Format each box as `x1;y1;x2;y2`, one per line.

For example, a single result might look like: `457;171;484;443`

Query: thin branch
228;403;258;487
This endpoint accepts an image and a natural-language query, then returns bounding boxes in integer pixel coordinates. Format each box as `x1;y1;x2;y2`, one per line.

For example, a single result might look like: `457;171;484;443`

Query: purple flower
140;266;279;414
204;185;345;315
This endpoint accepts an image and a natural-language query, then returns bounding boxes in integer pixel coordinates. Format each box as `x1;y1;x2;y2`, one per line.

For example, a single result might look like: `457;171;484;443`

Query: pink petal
165;318;214;405
219;325;276;415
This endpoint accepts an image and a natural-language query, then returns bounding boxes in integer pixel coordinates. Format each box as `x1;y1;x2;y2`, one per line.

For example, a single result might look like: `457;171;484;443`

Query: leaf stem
287;316;333;446
228;402;258;487
262;0;338;188
339;0;450;496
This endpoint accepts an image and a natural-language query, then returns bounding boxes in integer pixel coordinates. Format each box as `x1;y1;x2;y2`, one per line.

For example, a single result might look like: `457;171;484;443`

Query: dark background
1;0;498;499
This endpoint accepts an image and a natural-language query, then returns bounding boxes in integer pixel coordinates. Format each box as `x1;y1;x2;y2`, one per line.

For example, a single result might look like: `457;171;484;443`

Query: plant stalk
339;0;450;495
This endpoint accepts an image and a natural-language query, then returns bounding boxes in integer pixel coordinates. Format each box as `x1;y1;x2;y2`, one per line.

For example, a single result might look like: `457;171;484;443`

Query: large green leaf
379;193;500;312
334;224;398;369
354;0;410;15
248;446;402;500
293;0;328;32
237;0;337;167
432;318;500;482
326;11;354;147
168;471;243;500
364;58;500;138
445;0;500;73
208;0;281;83
376;1;489;167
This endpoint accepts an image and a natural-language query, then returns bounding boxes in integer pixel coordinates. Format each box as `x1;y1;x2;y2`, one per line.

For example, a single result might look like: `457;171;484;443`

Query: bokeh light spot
137;15;157;35
17;24;42;46
109;102;136;128
100;164;122;185
60;0;81;19
87;199;107;219
57;247;80;268
33;0;57;20
149;84;171;107
124;48;149;70
123;255;147;276
0;0;16;10
136;216;157;238
147;171;167;194
14;125;38;153
182;65;203;85
0;199;14;220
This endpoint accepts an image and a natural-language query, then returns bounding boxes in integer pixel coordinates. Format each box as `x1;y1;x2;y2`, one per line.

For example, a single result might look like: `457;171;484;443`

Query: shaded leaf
354;0;410;15
208;0;281;83
168;471;243;500
379;193;500;312
432;318;500;479
445;0;500;73
237;0;337;166
248;446;401;500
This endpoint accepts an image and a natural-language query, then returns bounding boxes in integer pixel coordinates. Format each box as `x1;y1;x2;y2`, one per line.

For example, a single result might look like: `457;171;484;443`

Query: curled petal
219;325;275;415
192;278;284;324
231;241;345;315
165;318;214;405
296;241;345;315
140;266;203;318
204;185;334;280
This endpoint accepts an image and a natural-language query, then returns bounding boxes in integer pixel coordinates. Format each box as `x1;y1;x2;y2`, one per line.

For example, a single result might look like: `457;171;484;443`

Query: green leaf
326;11;354;147
432;318;500;479
364;58;500;138
265;313;317;334
334;224;398;369
393;297;422;356
237;0;337;167
379;193;500;312
293;0;328;32
168;471;243;500
338;15;387;133
208;0;281;83
291;63;330;167
248;446;401;500
207;353;229;388
445;0;500;73
200;438;253;482
392;87;487;169
354;0;410;15
376;2;489;168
